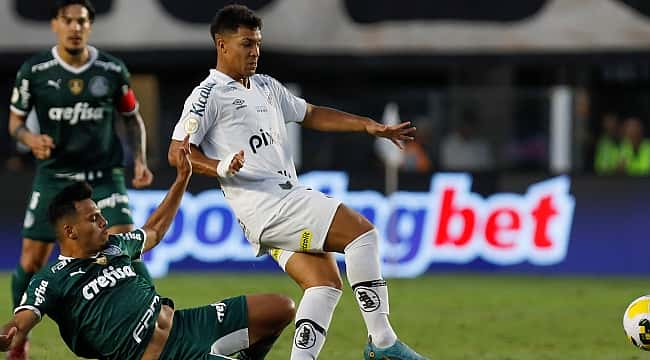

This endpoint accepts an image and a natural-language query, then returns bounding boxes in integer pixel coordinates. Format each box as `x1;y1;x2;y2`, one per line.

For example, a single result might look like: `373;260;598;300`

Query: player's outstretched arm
301;103;416;149
141;135;192;253
0;311;39;352
168;140;244;178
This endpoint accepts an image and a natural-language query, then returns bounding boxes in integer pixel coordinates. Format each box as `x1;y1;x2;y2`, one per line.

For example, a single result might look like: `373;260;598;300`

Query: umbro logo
47;79;61;90
232;98;247;110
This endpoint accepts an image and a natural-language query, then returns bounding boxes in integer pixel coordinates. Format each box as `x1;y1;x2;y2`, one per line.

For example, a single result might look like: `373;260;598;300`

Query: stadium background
1;0;650;358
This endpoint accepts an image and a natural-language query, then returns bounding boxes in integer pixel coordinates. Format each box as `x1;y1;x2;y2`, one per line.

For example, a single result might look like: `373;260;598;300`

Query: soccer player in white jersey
169;5;428;360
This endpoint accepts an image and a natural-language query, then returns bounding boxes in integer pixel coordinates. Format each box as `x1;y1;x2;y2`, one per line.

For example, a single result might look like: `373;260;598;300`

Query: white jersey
172;69;307;250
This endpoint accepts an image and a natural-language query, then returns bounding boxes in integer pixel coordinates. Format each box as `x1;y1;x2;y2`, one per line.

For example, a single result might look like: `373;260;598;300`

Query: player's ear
51;18;58;34
63;224;78;240
216;36;226;53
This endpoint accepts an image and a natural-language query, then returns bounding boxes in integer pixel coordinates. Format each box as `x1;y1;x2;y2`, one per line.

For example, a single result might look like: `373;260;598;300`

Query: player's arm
121;111;154;188
167;141;244;178
141;136;192;253
0;310;39;352
8;111;55;159
301;103;416;149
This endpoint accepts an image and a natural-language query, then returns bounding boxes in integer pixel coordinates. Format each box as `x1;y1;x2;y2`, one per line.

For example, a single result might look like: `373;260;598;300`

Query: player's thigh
19;238;55;271
323;203;374;253
161;296;249;359
91;171;133;228
281;251;343;290
259;188;341;253
21;178;62;243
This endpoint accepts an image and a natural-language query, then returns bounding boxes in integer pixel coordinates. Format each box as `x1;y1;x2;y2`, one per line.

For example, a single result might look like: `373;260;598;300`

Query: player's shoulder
252;73;280;88
18;49;57;75
94;48;128;74
45;257;75;277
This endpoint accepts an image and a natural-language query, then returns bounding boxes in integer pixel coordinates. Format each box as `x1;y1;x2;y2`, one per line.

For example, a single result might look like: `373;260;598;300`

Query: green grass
1;272;648;359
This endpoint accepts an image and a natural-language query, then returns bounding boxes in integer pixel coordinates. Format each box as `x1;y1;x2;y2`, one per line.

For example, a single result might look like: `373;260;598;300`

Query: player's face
221;26;262;78
51;5;92;55
73;199;109;252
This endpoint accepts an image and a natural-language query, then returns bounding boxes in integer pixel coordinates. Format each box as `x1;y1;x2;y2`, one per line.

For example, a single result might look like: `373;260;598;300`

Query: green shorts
22;168;133;242
160;296;249;360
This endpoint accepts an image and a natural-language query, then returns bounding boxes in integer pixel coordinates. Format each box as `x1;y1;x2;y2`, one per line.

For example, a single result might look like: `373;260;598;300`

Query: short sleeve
14;273;57;319
113;59;139;115
267;76;307;124
9;62;33;116
108;228;147;259
171;84;218;146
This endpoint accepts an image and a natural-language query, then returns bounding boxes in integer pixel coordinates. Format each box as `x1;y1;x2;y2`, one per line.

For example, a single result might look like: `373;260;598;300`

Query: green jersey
15;229;161;360
9;46;137;173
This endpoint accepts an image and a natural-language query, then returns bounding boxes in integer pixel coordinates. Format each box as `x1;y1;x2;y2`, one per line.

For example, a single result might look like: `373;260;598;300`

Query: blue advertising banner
128;171;575;278
0;172;644;276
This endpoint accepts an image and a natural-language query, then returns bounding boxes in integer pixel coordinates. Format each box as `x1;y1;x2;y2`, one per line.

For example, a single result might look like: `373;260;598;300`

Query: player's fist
132;161;154;189
217;150;244;178
27;134;55;159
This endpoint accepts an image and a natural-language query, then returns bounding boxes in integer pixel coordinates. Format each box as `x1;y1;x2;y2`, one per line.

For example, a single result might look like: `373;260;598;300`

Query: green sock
11;265;34;309
132;260;153;284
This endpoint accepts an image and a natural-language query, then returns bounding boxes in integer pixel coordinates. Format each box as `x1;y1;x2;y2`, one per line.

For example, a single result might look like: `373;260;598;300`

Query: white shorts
258;187;341;258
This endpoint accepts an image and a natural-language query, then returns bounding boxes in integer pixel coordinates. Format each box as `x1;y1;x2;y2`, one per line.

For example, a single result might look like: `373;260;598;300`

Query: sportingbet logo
128;172;575;278
48;102;103;125
82;265;137;300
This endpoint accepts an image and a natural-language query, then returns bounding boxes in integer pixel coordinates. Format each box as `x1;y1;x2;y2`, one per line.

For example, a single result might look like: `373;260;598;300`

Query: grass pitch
0;272;647;359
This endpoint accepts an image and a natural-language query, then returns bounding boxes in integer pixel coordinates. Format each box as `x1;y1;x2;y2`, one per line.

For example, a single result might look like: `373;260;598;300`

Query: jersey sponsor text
82;265;137;300
49;102;104;124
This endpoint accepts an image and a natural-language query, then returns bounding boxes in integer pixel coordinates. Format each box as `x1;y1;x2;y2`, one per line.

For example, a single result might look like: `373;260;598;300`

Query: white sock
344;229;398;348
290;286;342;359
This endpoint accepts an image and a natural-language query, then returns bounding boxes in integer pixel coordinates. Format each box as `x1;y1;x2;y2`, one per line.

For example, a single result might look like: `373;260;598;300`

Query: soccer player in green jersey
0;136;295;360
7;1;155;357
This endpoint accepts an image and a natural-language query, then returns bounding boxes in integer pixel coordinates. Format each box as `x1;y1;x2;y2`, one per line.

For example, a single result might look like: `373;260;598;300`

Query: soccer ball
623;295;650;350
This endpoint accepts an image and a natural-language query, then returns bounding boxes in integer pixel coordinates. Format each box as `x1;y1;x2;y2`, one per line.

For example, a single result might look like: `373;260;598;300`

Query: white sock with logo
344;229;398;348
290;286;342;359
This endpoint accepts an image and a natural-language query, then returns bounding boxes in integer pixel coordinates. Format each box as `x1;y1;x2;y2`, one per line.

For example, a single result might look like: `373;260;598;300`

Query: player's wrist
216;152;237;178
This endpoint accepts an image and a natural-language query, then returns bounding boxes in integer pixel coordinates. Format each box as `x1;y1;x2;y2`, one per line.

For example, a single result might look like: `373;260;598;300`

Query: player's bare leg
324;204;427;360
284;252;343;359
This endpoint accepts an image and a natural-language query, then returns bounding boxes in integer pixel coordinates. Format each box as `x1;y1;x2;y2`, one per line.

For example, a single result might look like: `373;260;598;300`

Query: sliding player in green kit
0;136;295;360
7;2;155;357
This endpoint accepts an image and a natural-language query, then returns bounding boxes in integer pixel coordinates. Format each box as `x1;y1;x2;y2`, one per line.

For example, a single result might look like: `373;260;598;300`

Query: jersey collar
51;45;98;74
210;69;247;87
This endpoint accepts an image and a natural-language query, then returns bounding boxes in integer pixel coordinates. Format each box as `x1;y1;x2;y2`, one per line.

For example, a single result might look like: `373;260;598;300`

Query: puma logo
47;79;61;90
69;268;86;277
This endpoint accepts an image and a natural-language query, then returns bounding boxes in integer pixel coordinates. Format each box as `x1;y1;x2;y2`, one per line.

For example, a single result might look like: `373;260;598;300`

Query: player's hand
132;161;154;189
229;150;245;174
217;150;245;178
0;326;17;352
366;121;416;150
175;135;192;179
27;134;55;159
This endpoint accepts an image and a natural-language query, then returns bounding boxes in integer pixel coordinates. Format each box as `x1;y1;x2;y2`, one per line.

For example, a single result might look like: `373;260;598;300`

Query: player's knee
276;295;296;327
20;254;49;272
